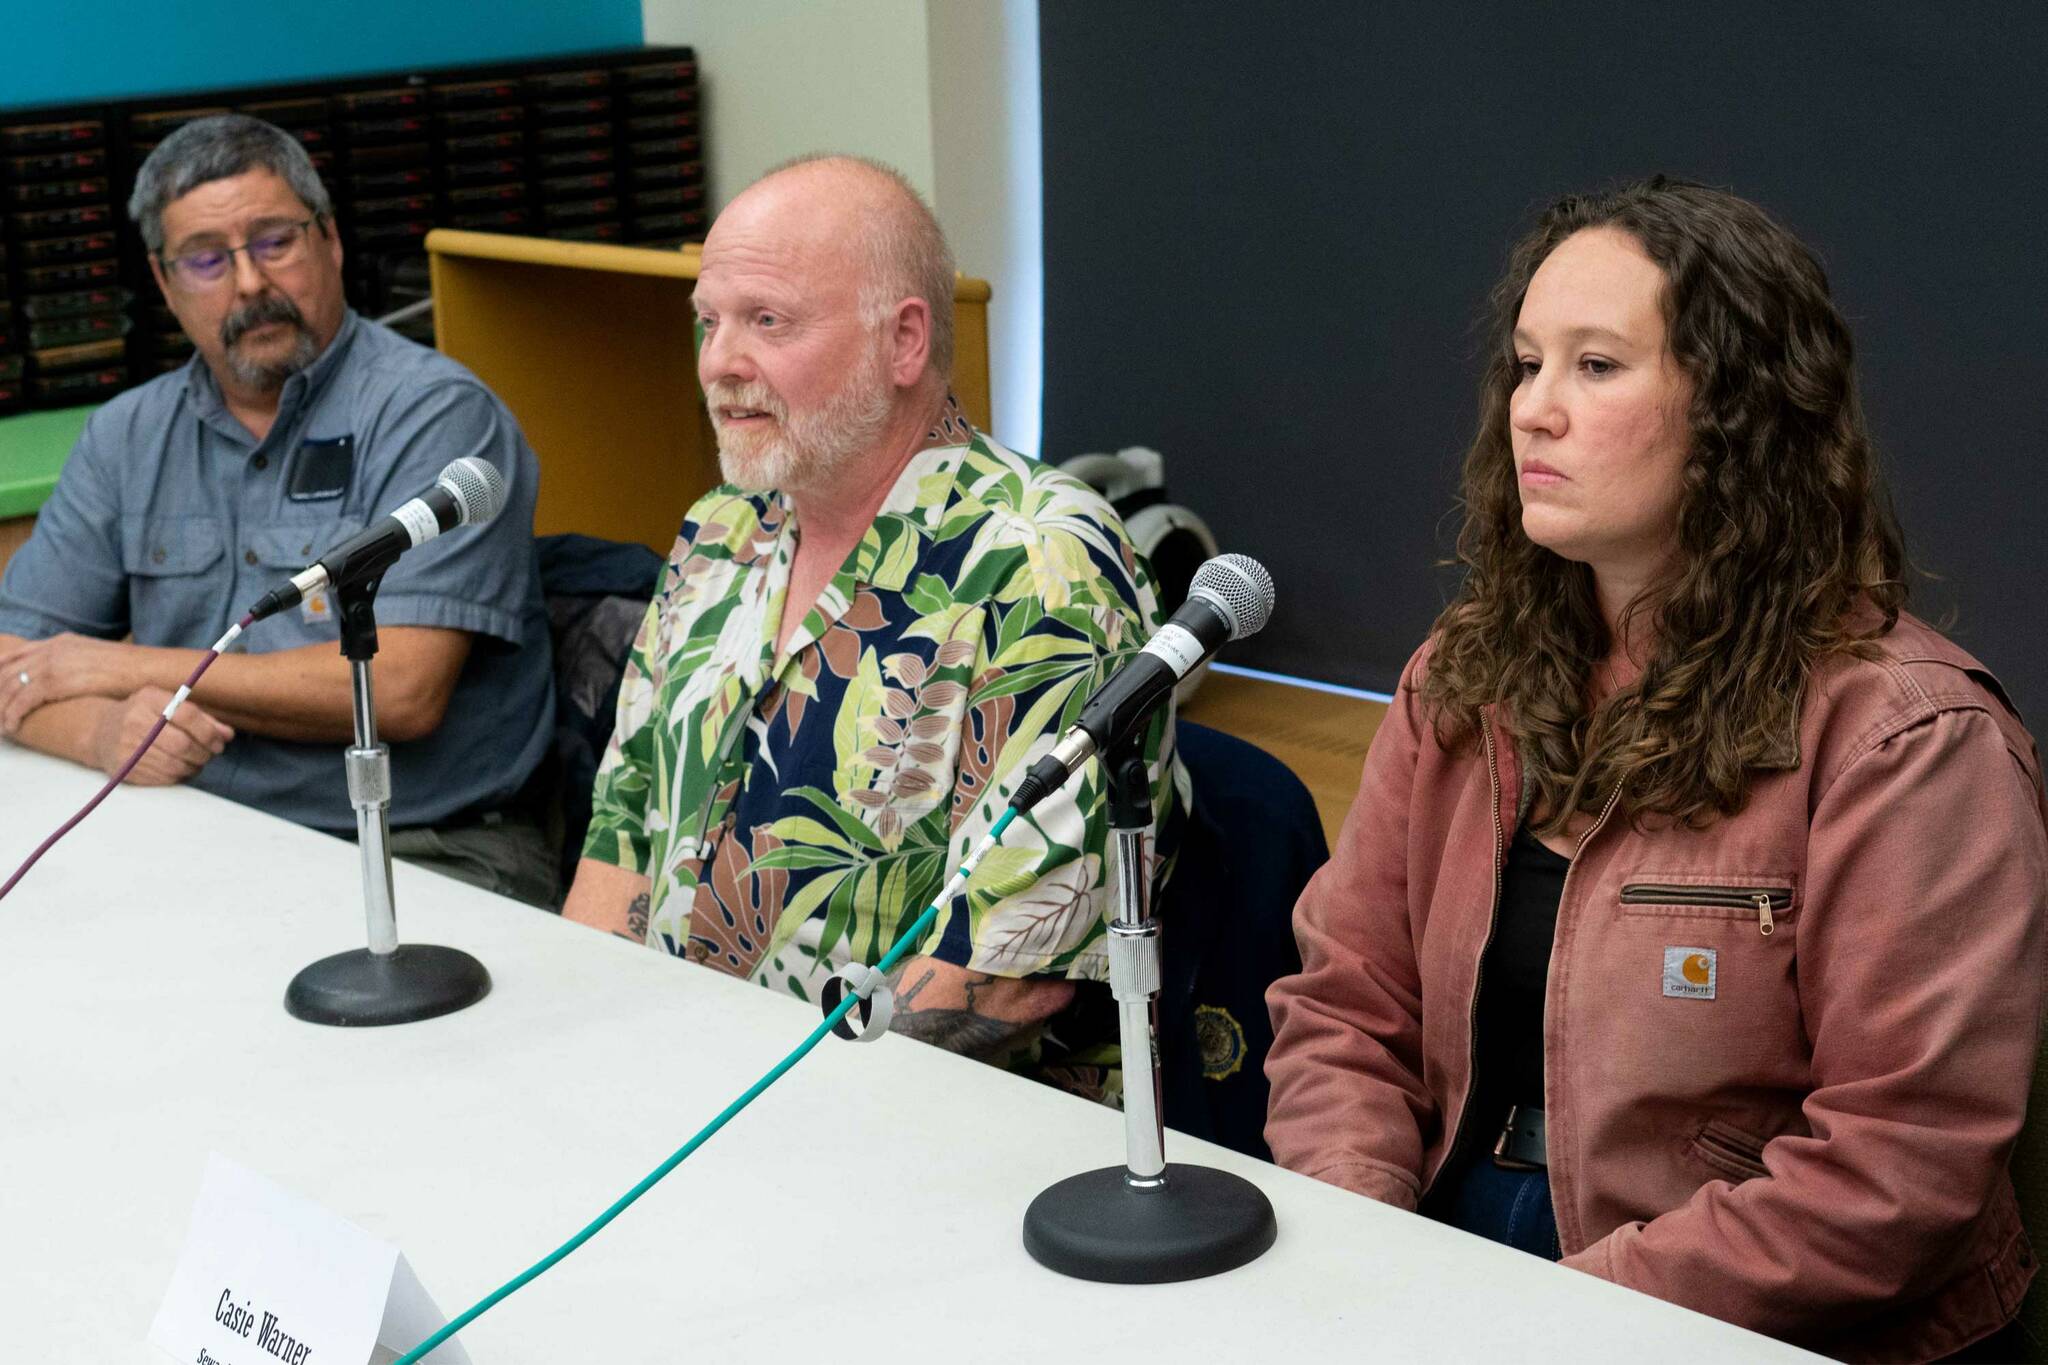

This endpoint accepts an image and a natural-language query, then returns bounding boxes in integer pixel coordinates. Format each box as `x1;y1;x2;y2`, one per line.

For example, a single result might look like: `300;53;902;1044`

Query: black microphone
1010;554;1275;813
245;457;507;622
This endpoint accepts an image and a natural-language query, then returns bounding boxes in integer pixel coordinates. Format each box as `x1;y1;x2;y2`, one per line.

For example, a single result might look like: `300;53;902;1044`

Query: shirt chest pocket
1619;876;1799;938
246;521;365;573
240;522;366;641
121;514;223;577
120;515;225;637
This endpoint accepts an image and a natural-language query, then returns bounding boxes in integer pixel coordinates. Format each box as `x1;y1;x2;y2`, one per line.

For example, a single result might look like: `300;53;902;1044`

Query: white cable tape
820;821;1012;1043
822;963;895;1042
163;625;244;720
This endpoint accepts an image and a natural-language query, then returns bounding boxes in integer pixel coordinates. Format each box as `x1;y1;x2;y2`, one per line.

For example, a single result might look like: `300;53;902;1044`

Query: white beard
711;337;896;494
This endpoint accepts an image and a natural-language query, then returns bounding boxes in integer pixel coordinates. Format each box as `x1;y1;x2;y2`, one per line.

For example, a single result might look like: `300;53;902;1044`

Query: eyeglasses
159;215;323;288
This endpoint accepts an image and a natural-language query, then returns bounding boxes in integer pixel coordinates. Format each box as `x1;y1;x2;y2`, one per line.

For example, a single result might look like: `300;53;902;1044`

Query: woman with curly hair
1263;179;2047;1362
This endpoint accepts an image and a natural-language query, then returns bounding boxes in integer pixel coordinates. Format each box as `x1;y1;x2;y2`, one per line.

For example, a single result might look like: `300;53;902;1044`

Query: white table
0;749;1815;1362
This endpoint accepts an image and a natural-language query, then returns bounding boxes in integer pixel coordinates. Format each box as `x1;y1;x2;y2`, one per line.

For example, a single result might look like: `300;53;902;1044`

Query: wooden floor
1180;670;1385;849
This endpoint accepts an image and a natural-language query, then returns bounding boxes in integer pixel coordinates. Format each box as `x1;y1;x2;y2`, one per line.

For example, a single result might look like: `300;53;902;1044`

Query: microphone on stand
246;456;507;622
0;460;508;907
1017;552;1281;1285
1011;553;1274;814
273;455;506;1029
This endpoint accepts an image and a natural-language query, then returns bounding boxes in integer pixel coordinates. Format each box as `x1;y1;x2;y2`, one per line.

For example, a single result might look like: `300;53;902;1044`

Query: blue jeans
1431;1159;2041;1361
1432;1156;1562;1260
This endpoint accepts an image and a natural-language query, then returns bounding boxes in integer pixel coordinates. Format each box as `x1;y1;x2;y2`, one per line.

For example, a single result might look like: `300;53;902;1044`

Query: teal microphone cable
394;803;1023;1364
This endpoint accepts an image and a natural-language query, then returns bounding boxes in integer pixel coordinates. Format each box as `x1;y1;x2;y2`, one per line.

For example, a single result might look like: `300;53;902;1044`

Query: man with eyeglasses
0;114;559;908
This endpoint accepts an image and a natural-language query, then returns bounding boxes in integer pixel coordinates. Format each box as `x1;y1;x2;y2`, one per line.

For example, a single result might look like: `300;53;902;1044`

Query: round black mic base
284;944;491;1027
1022;1163;1277;1283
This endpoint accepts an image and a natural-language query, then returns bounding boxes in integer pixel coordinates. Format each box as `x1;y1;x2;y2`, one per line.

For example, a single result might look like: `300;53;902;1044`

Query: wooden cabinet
0;516;32;578
425;229;992;553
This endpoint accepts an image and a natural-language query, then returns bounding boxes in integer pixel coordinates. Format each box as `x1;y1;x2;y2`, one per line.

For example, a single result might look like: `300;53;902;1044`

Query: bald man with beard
564;156;1185;1097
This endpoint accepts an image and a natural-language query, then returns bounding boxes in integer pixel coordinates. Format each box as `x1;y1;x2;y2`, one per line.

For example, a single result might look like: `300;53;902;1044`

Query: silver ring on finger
14;670;26;687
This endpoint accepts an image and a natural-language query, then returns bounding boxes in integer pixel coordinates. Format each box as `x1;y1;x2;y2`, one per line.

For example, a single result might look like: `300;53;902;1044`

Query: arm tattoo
888;967;1031;1061
895;966;938;1008
612;891;651;944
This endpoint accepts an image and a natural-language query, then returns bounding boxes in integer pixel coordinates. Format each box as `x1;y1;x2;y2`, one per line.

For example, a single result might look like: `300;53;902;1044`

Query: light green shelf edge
0;405;96;519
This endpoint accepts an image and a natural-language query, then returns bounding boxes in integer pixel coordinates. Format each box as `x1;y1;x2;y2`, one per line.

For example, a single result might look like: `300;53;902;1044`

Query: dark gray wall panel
1041;6;2048;718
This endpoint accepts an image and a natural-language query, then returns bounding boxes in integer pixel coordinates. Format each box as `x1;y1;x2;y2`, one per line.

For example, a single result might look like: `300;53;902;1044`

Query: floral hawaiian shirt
584;403;1185;1025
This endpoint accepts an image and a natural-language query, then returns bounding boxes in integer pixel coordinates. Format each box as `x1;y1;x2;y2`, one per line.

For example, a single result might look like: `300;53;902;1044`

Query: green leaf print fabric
583;404;1186;1013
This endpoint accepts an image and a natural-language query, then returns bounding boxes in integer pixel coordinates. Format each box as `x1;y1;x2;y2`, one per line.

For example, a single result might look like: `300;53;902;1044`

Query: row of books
0;45;704;414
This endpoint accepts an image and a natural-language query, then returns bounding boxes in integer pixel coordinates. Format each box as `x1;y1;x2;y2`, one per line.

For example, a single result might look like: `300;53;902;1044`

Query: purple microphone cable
0;612;253;903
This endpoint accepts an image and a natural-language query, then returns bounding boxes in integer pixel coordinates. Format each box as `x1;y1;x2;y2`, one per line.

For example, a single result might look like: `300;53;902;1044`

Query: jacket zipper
1427;715;1508;1196
1428;717;1627;1207
1533;780;1627;1252
1620;883;1791;937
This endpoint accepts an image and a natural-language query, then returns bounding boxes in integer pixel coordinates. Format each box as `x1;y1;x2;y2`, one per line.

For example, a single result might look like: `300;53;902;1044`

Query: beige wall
641;0;1042;453
644;0;937;205
926;0;1039;455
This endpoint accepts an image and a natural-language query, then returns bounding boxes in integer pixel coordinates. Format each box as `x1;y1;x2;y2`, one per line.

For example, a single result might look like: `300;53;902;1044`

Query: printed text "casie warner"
214;1287;314;1363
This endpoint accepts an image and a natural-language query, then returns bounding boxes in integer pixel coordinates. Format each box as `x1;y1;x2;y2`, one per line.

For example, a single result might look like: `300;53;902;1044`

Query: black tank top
1472;824;1570;1126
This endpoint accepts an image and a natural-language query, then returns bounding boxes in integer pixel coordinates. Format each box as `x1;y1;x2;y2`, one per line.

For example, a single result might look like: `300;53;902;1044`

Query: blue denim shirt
0;311;555;832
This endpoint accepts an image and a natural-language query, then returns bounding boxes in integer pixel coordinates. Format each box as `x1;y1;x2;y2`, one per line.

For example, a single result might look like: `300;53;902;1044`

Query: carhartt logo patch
1663;946;1716;999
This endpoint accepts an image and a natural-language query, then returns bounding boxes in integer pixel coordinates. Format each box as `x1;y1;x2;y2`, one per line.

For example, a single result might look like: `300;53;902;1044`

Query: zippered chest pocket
1621;881;1796;937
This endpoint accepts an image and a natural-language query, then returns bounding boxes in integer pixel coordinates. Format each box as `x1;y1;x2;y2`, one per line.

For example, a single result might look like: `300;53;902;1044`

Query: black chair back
536;533;664;896
1156;720;1328;1160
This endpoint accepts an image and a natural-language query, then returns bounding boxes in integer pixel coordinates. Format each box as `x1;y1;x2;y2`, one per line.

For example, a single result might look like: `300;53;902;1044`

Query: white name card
149;1152;470;1365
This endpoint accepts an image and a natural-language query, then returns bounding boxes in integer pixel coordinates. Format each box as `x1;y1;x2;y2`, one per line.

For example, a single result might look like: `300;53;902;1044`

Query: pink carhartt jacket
1265;613;2048;1362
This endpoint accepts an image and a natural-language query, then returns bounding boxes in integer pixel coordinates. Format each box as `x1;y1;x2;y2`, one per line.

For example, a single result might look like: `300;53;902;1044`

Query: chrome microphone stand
284;574;490;1026
1021;741;1276;1281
